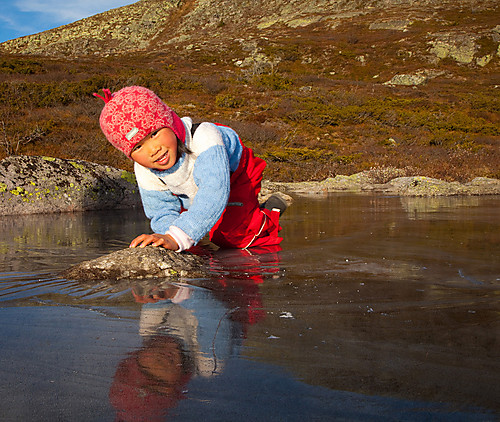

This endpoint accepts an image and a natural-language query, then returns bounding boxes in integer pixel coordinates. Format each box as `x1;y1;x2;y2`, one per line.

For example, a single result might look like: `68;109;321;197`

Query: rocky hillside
0;0;498;183
1;0;499;68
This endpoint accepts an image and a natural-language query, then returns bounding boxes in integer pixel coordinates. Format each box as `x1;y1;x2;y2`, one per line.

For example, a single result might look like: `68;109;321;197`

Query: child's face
130;127;178;170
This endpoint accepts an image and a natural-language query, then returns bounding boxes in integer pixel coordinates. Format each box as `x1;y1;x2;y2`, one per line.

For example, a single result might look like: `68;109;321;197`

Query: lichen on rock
0;155;141;215
263;172;500;197
369;19;412;31
0;0;181;56
428;33;478;64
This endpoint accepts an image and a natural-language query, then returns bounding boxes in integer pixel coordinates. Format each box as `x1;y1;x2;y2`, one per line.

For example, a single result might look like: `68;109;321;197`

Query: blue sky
0;0;137;43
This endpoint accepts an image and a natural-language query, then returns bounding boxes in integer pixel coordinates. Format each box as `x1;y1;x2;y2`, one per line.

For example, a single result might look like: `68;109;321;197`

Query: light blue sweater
134;117;243;246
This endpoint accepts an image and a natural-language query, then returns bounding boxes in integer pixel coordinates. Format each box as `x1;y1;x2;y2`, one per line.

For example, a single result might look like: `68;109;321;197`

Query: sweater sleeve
134;161;183;235
137;183;183;234
169;144;230;243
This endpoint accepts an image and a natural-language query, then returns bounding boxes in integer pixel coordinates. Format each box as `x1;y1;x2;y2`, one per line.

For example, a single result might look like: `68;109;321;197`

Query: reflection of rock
383;176;500;196
0;155;141;215
62;246;206;280
400;195;482;220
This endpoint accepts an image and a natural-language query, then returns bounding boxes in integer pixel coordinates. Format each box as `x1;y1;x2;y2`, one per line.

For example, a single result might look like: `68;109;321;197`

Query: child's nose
149;142;161;156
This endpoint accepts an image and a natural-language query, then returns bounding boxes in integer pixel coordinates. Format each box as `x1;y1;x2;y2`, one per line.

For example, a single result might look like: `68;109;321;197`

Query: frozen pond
0;194;499;421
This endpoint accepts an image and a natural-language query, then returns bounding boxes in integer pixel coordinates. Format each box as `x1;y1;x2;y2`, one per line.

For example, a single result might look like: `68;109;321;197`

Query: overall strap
191;123;201;137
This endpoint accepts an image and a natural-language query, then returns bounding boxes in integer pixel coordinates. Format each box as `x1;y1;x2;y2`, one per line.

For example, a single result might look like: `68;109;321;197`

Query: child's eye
150;130;159;138
132;144;142;152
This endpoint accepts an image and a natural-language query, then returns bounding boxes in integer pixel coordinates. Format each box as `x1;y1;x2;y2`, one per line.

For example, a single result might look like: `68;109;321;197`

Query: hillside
0;0;498;182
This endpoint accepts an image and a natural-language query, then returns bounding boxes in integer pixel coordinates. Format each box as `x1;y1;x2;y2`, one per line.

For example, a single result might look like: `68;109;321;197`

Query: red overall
208;145;282;249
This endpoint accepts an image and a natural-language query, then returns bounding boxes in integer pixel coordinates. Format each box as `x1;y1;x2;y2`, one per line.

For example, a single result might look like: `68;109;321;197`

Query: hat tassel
93;88;113;103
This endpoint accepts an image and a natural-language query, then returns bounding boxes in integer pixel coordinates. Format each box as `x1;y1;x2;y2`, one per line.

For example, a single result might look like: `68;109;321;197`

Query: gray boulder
263;173;500;197
62;246;206;281
429;33;478;64
0;155;141;215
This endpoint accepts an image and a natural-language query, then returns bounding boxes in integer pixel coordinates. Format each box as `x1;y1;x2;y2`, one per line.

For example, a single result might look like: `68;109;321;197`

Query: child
94;86;286;252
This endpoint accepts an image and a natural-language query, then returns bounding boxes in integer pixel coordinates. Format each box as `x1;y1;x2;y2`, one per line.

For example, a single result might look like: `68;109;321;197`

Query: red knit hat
94;86;186;157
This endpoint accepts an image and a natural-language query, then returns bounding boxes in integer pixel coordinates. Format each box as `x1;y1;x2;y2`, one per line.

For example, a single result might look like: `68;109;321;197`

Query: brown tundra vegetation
0;0;498;183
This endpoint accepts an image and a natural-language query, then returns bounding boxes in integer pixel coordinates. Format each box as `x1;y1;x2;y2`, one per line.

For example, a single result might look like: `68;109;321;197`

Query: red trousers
209;146;282;249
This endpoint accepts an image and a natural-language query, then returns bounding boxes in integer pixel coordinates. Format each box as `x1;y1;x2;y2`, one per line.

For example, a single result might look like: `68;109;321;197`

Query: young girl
94;86;285;252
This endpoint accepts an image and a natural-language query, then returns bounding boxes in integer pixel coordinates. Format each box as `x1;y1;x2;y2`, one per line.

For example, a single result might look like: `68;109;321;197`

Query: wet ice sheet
0;195;498;420
254;194;499;412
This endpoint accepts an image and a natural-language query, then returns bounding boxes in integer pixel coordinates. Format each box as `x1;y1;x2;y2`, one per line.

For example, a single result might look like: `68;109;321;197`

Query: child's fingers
152;238;166;247
140;235;159;247
130;233;154;248
129;235;143;248
130;234;176;249
129;236;142;248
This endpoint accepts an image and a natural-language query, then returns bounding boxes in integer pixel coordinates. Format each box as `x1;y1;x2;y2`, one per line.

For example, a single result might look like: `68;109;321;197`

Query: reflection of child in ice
109;335;192;422
94;86;287;252
110;283;234;421
135;283;236;375
110;244;280;421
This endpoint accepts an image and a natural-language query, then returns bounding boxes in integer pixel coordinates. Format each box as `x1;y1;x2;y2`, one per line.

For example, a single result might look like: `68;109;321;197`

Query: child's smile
131;127;178;170
155;151;170;165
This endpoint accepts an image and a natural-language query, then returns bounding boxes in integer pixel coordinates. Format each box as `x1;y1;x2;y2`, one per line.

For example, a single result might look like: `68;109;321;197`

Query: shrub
253;73;293;91
366;166;417;183
0;58;44;74
215;94;245;108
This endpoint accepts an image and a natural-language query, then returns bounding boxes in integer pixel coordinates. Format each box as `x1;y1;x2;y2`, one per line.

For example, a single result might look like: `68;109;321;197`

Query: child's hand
129;233;179;250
